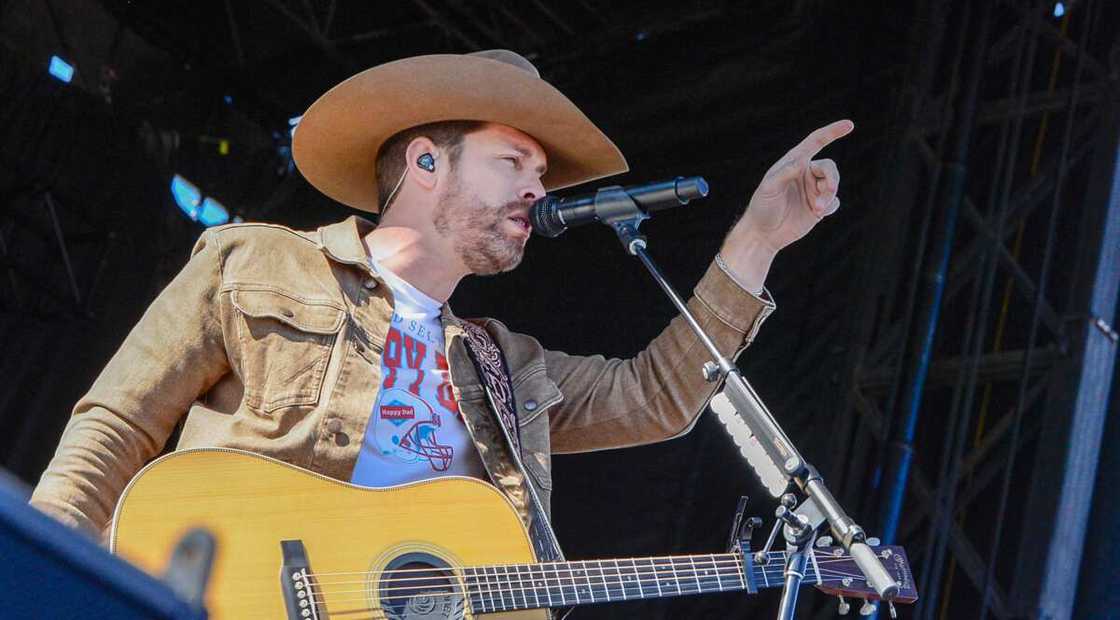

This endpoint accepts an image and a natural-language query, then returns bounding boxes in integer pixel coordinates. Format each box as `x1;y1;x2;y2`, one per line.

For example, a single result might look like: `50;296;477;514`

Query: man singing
30;50;850;554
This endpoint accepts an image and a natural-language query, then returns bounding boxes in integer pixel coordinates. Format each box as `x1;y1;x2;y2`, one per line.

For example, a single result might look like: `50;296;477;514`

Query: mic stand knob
776;505;811;539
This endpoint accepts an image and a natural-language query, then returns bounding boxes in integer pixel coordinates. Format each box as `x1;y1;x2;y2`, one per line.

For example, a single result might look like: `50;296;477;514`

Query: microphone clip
593;185;649;255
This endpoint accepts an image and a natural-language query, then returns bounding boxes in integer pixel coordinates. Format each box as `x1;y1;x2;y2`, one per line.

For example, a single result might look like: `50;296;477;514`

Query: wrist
718;232;777;295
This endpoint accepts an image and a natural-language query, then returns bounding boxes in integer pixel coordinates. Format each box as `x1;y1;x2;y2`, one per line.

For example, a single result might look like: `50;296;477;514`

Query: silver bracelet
715;253;767;298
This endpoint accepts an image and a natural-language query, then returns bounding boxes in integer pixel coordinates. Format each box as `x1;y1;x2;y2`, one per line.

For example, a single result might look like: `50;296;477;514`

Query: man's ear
404;137;440;190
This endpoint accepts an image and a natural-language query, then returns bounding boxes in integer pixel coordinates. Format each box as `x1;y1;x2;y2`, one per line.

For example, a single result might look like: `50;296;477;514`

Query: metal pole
877;0;993;548
983;2;1107;616
919;2;1041;613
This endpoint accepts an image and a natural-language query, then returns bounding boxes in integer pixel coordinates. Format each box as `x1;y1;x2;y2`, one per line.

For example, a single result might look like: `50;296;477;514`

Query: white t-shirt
350;261;486;487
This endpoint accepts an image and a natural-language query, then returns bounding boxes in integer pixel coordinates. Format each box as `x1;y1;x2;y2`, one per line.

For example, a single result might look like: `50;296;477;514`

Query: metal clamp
1092;315;1118;343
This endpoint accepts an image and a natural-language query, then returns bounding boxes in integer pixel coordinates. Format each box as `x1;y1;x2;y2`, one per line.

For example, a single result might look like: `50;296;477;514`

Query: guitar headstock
812;545;918;604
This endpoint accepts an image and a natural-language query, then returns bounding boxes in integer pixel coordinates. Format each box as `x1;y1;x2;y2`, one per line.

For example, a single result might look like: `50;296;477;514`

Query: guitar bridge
280;540;322;620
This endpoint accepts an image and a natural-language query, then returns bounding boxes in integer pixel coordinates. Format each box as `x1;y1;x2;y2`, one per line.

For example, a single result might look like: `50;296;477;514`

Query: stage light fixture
48;56;74;83
171;174;202;219
171;175;231;227
199;198;230;226
1054;2;1065;16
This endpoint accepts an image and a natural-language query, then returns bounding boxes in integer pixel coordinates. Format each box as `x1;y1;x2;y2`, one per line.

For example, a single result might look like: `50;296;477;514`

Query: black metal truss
816;1;1119;619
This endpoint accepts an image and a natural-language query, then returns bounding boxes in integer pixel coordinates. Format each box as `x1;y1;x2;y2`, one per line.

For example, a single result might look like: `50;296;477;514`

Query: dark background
1;1;1118;618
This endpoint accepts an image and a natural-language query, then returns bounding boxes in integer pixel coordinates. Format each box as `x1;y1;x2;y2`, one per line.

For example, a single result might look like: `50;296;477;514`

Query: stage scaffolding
820;2;1120;618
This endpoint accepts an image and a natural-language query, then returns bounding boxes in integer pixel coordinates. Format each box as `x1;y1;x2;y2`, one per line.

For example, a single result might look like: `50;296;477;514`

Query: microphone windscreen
530;196;566;238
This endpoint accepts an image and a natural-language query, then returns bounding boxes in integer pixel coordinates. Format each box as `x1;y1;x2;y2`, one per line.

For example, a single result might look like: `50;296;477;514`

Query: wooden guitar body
112;448;542;619
112;447;917;618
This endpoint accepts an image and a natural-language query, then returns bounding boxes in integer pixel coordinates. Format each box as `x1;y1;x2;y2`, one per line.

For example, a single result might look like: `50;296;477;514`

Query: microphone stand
776;515;816;620
586;185;899;619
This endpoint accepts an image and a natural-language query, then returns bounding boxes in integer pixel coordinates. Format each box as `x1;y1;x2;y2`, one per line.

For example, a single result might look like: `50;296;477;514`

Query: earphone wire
380;167;408;216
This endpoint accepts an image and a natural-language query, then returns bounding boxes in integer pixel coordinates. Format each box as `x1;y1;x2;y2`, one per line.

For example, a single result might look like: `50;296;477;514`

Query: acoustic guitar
111;448;916;619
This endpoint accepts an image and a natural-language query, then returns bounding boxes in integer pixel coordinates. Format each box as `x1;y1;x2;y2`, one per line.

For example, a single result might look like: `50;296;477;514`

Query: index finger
789;119;854;161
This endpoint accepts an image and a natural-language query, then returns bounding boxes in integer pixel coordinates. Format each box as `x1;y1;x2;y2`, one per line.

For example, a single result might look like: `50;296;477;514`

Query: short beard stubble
433;172;529;276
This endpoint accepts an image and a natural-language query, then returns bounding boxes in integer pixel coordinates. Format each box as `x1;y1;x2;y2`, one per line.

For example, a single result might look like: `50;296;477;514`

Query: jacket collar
317;215;377;270
320;215;466;331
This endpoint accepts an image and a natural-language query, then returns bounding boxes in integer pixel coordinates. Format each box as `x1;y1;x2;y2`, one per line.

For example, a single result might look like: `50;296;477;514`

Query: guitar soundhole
378;552;465;620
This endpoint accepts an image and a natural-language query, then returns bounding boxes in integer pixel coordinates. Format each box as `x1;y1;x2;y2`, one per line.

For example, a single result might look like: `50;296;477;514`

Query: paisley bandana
459;320;521;454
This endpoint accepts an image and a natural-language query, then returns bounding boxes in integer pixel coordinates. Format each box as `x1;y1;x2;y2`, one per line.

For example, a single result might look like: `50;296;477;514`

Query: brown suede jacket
30;215;774;541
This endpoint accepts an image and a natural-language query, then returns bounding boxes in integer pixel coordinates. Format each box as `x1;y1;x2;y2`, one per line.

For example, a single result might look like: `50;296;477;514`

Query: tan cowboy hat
292;49;629;213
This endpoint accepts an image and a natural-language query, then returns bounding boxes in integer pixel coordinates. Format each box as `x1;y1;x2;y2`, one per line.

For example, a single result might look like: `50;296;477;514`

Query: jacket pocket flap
515;368;563;426
232;289;345;334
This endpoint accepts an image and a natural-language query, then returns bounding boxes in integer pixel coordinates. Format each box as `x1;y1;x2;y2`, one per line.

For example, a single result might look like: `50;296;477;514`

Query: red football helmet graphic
395;413;454;471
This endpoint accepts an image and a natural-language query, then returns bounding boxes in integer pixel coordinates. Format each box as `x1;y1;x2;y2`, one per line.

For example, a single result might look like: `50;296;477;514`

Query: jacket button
363;278;378;290
524;399;538;412
326;418;342;433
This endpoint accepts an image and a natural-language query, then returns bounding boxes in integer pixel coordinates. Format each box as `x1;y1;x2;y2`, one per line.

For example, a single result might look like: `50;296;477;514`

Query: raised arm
545;120;852;452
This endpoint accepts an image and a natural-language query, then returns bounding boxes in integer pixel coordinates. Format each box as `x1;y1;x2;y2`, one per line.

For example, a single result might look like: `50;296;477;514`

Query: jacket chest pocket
232;289;346;414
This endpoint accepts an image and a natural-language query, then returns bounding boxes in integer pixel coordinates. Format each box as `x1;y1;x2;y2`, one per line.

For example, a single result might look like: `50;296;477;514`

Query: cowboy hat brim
292;53;629;213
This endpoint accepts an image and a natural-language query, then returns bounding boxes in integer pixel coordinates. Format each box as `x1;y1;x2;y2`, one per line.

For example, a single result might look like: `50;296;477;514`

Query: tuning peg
837;596;850;615
859;600;877;616
816;535;834;548
866;537;881;546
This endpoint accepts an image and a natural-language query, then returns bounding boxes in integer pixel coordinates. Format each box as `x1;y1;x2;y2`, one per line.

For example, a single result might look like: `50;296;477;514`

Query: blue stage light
48;56;74;83
199;198;230;227
171;174;202;219
1054;2;1065;17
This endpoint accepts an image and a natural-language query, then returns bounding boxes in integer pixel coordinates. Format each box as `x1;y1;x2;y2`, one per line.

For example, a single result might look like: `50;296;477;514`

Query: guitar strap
459;319;567;564
460;320;575;619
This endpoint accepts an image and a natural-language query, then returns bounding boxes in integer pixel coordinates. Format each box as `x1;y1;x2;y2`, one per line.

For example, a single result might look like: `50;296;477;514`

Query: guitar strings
306;557;864;581
304;563;873;601
305;558;870;590
295;567;899;620
304;568;877;614
304;552;751;578
301;550;874;580
312;578;873;611
302;564;870;604
293;558;882;615
309;567;870;605
285;550;891;612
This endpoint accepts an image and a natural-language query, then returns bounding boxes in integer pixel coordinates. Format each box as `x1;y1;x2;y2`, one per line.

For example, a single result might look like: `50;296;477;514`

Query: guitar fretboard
461;552;818;614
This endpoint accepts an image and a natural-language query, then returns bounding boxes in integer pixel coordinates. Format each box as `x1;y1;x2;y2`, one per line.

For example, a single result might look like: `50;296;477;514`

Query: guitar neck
461;551;811;614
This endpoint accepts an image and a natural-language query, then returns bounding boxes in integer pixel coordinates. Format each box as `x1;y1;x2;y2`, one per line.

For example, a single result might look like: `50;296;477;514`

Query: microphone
530;176;709;237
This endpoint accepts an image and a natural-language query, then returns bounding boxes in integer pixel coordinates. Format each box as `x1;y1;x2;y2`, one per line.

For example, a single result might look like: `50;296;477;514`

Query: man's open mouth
508;215;531;233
